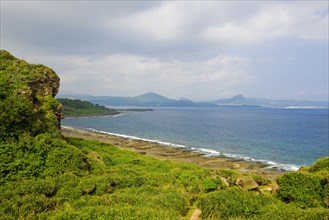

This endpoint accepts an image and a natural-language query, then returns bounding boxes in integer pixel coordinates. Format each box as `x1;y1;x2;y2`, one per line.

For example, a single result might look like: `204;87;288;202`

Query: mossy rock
235;175;259;191
0;50;62;141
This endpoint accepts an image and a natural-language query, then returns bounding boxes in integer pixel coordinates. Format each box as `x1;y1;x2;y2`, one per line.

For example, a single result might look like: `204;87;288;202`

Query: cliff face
0;50;62;140
27;68;60;97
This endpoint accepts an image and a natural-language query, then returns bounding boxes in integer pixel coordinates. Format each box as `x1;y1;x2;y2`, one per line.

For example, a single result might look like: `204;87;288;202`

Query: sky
1;1;328;102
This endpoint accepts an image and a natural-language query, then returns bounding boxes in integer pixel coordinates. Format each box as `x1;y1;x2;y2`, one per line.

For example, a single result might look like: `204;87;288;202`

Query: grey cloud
1;1;161;55
2;1;327;59
1;1;328;101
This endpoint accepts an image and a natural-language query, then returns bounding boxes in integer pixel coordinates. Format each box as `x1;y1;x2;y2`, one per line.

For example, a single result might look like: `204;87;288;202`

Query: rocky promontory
0;50;62;140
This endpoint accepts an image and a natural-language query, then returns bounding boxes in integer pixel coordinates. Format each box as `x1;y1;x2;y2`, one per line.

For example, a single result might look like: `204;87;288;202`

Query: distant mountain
58;92;328;108
215;95;328;108
133;92;170;102
60;92;216;107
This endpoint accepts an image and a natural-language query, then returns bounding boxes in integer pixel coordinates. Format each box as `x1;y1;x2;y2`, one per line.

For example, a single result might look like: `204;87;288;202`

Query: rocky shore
61;127;281;181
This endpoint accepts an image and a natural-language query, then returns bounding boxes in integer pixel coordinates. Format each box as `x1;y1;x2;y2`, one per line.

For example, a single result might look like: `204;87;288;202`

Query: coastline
61;126;283;179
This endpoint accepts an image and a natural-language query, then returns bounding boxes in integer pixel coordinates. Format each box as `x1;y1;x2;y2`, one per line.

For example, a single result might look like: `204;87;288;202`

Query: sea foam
83;127;300;171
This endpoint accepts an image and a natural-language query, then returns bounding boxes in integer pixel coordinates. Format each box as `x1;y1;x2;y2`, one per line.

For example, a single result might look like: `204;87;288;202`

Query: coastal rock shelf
61;127;279;178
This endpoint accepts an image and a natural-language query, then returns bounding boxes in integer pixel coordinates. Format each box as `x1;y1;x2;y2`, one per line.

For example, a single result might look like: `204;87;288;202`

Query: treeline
57;98;119;117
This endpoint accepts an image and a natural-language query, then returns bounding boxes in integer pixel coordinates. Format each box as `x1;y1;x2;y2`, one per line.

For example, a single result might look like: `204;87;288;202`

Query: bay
62;107;329;171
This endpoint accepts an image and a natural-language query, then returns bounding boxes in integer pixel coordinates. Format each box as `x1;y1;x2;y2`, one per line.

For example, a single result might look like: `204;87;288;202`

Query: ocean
62;107;329;171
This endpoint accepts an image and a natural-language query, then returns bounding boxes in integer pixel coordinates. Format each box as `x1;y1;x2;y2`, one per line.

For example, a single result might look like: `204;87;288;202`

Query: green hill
1;50;328;219
57;98;119;117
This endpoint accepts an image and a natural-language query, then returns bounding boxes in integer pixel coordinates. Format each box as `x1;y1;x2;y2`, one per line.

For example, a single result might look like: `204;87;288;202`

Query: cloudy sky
1;1;328;101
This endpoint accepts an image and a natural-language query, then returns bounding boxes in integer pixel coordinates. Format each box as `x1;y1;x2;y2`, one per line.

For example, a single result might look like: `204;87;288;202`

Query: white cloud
202;2;328;45
108;3;185;41
27;53;253;100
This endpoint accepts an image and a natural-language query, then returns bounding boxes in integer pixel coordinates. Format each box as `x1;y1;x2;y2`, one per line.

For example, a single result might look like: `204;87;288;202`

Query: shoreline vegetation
57;98;154;118
59;127;329;219
57;98;120;117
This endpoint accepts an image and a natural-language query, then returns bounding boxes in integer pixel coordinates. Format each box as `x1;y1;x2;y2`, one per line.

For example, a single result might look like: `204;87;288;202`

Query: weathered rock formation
0;50;62;139
235;175;259;191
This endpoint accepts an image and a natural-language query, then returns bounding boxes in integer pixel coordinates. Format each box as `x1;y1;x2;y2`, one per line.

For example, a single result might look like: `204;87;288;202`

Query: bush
277;172;325;208
257;203;329;220
43;144;89;177
248;173;271;186
198;187;276;219
202;177;226;192
198;186;329;219
0;133;90;182
310;157;329;173
215;169;239;185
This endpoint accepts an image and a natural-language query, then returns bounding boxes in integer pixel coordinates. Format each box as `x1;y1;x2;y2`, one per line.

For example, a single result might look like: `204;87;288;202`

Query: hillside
57;98;119;117
1;50;328;219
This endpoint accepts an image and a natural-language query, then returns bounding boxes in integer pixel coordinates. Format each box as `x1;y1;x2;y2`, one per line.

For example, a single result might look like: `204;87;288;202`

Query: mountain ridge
134;92;169;101
58;92;328;108
215;95;328;108
58;92;216;107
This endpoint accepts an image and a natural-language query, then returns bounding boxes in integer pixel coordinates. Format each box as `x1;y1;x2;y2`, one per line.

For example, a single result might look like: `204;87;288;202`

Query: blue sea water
62;107;329;171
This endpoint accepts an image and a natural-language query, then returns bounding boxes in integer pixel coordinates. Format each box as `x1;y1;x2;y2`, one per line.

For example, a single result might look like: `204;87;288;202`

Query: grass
1;135;329;219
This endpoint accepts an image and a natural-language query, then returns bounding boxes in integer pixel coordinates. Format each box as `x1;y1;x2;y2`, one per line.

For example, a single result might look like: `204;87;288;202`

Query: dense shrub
215;169;240;185
248;173;271;186
0;94;36;141
0;133;89;182
277;172;325;208
198;187;276;219
256;203;329;220
310;157;329;173
198;187;329;219
202;177;226;192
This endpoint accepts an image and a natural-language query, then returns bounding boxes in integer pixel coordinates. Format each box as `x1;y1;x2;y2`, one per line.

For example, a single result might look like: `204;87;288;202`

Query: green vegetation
57;98;119;117
0;50;61;141
277;172;326;208
1;50;328;219
310;157;329;173
198;157;329;219
199;187;329;219
1;136;205;219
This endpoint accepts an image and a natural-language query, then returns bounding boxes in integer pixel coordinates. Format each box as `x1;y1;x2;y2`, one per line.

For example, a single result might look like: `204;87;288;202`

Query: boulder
258;186;272;196
235;176;259;190
220;177;230;187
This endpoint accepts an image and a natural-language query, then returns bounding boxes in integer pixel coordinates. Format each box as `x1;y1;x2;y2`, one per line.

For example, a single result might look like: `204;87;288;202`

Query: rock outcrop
0;50;62;140
235;176;259;190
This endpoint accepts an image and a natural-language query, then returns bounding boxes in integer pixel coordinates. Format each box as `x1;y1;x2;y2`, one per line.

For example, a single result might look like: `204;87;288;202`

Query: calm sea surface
62;107;329;171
